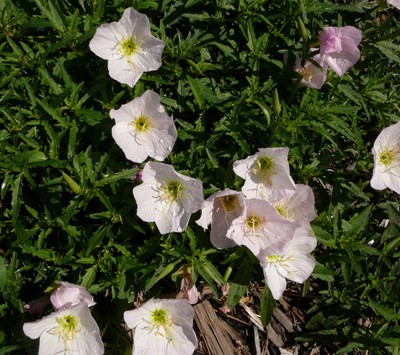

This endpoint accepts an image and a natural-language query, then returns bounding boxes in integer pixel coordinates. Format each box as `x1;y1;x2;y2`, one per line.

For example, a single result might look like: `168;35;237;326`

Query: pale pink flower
319;26;362;77
89;7;164;87
50;281;95;311
124;298;198;355
371;121;400;194
132;162;203;234
226;198;295;256
234;148;296;198
271;184;316;225
196;189;244;249
258;226;317;300
294;51;327;89
110;90;177;163
23;303;104;355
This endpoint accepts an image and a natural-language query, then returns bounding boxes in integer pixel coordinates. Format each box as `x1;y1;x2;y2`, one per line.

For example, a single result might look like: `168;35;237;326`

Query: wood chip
194;300;251;355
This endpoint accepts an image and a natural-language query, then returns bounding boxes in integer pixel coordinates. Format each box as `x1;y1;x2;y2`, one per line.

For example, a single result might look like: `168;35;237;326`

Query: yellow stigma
50;314;81;343
119;37;138;57
151;308;170;327
163;181;184;201
266;255;287;263
379;148;395;167
245;215;261;235
134;116;151;132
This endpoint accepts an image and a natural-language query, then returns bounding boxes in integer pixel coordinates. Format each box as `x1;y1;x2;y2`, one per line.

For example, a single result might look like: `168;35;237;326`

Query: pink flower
294;51;327;89
388;0;400;10
319;26;362;77
50;281;96;311
24;296;50;316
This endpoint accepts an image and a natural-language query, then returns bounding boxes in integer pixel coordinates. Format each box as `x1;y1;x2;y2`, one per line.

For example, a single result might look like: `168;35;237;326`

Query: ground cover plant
1;0;400;353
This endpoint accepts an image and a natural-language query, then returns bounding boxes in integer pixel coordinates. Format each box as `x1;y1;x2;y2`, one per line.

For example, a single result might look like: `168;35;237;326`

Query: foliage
1;0;400;353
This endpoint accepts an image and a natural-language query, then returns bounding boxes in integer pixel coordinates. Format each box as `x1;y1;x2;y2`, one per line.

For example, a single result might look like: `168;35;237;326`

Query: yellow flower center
150;308;170;327
134;116;151;132
252;156;275;185
219;195;240;214
163;181;184;202
266;254;287;264
49;314;81;344
379;148;395;167
298;67;313;82
119;37;138;57
245;215;261;235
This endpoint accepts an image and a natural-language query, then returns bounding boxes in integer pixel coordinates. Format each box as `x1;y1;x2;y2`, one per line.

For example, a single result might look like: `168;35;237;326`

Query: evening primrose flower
233;148;296;198
258;226;317;300
124;298;198;355
226;198;295;256
89;7;165;87
110;90;177;163
371;121;400;194
50;281;96;311
23;303;104;355
271;184;316;225
133;162;203;234
294;51;327;89
196;189;244;249
319;26;362;77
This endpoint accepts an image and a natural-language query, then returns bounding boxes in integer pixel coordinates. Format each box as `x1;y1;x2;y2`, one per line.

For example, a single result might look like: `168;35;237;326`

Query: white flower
50;281;95;311
23;303;104;355
133;162;204;234
196;189;244;249
226;198;295;256
89;7;165;87
371;121;400;194
233;148;296;198
124;298;198;355
271;184;316;225
110;90;177;163
257;226;317;300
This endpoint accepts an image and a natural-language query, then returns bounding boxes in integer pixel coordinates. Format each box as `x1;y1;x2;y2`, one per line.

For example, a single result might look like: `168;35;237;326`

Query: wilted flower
124;298;198;355
319;26;362;77
294;51;327;89
227;198;295;256
89;7;165;87
110;90;177;163
179;275;201;305
23;303;104;355
258;226;317;300
24;296;51;316
371;121;400;194
50;281;96;311
196;189;244;249
233;148;296;198
133;162;203;234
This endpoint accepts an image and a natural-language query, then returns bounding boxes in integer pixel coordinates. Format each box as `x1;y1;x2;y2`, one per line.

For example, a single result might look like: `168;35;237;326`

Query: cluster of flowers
295;25;362;89
23;282;197;355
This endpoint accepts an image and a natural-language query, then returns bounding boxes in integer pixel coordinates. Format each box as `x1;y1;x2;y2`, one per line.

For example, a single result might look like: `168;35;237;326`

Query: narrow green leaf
260;286;275;326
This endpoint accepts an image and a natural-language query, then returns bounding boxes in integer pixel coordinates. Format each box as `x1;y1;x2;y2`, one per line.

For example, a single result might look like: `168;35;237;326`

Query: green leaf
260;286;275;327
145;259;182;292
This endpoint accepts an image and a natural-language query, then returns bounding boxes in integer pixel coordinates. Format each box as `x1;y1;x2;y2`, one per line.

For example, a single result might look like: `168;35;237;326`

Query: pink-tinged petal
341;26;362;46
38;332;63;355
286;254;316;283
323;47;360;77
